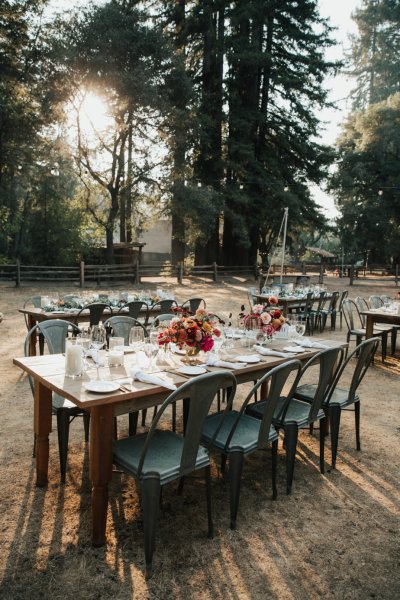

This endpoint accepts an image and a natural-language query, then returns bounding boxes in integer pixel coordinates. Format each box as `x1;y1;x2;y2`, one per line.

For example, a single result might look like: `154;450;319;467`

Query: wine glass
129;326;145;351
294;316;306;337
90;325;106;378
77;328;91;371
143;337;159;373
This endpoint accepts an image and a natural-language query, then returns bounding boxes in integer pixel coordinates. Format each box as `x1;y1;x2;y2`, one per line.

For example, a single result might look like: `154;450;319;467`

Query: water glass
109;337;124;366
129;326;145;350
65;338;84;378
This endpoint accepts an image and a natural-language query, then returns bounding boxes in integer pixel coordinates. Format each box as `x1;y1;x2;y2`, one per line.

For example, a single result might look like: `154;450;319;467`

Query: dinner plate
84;380;120;393
177;366;207;375
235;355;260;363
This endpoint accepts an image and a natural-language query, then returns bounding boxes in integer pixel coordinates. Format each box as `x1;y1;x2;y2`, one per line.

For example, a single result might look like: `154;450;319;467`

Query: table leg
34;382;52;487
365;315;374;339
90;405;114;547
29;315;37;356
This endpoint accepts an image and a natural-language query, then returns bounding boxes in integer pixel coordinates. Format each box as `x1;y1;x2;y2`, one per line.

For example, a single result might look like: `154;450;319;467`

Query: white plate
178;366;207;375
235;355;260;363
84;380;120;393
51;310;65;314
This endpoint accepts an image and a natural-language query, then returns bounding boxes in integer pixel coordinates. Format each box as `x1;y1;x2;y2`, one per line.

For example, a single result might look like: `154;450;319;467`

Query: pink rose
202;336;214;352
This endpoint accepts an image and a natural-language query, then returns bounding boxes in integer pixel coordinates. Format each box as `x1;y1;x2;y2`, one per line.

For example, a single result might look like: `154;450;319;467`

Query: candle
65;340;84;378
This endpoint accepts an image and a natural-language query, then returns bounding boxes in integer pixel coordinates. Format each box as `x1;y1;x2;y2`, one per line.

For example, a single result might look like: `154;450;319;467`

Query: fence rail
0;260;398;287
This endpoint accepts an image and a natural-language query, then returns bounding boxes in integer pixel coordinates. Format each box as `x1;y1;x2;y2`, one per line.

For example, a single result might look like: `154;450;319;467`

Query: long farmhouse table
14;338;345;547
360;309;400;343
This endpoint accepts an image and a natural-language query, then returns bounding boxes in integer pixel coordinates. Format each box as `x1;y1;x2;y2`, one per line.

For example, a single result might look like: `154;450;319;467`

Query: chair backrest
369;295;383;309
301;292;314;316
380;295;391;304
151;313;175;328
23;295;42;309
75;303;112;326
181;298;206;313
136;371;237;479
342;299;361;331
103;316;148;344
313;291;326;312
295;346;345;421
156;299;177;313
227;360;302;450
355;297;370;327
325;337;379;406
327;291;340;311
118;300;149;322
338;290;349;311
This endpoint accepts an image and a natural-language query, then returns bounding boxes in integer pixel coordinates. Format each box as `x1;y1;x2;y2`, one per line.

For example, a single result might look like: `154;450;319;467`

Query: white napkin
295;338;329;349
87;349;105;365
129;367;177;391
253;345;292;358
206;354;244;370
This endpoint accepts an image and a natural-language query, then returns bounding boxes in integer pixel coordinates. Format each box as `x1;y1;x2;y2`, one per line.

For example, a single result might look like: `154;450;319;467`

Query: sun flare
77;90;111;135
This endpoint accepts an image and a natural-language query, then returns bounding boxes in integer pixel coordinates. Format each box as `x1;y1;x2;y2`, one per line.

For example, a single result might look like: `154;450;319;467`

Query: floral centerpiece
156;308;221;355
239;295;286;339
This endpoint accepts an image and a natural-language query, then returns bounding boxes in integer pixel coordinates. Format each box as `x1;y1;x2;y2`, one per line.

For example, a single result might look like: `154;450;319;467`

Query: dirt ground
0;275;399;600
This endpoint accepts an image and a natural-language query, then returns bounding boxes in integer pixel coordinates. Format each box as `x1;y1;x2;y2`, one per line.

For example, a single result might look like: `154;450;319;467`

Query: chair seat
114;430;210;485
202;411;278;454
270;396;324;428
293;383;317;402
324;387;359;408
52;392;82;411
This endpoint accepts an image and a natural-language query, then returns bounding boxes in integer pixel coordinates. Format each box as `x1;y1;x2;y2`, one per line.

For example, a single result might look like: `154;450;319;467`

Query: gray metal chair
103;315;148;345
149;313;175;329
357;297;398;355
118;300;149;325
368;295;383;309
322;337;379;468
24;319;89;483
181;298;207;313
74;302;112;327
336;289;349;328
247;348;344;494
113;370;237;579
202;360;301;528
342;299;387;361
154;299;177;313
319;291;340;331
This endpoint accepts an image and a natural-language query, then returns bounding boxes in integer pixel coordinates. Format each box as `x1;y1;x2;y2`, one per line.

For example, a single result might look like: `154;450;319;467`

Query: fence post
80;261;85;288
301;262;306;274
16;259;20;287
213;262;218;282
135;261;140;284
177;262;183;284
318;263;324;284
349;265;354;286
254;263;259;281
395;264;398;287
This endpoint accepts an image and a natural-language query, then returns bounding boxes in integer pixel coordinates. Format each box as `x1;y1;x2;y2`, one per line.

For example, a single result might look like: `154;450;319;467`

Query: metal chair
368;295;383;309
24;319;89;483
247;348;344;494
74;302;112;327
322;337;379;468
118;300;149;325
342;299;387;361
202;360;301;527
180;298;207;313
319;291;340;332
149;313;175;329
336;289;349;329
103;315;148;345
113;370;237;578
357;297;398;355
154;299;177;314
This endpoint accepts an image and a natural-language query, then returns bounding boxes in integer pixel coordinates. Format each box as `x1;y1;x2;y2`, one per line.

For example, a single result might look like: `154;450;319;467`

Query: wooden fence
0;260;398;287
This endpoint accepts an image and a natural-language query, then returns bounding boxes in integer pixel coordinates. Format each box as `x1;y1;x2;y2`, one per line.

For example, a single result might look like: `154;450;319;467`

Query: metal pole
341;248;344;278
280;208;288;284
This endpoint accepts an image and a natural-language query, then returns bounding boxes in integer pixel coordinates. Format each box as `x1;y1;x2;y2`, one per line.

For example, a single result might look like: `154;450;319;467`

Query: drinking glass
129;326;145;351
77;328;91;371
90;325;106;379
143;338;159;372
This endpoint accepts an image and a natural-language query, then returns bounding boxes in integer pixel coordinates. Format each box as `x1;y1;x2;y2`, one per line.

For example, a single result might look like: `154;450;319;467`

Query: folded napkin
295;338;329;349
129;368;177;391
206;354;244;370
253;345;292;358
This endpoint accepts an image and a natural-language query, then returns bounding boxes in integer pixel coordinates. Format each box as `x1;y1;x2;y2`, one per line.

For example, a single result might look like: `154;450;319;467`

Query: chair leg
129;412;139;436
229;451;244;530
319;417;326;474
172;402;176;432
284;424;298;495
271;439;278;500
390;329;397;355
205;465;214;538
329;405;341;469
83;412;90;443
33;433;36;458
355;401;361;451
381;333;387;362
221;453;227;474
56;408;70;484
141;476;161;580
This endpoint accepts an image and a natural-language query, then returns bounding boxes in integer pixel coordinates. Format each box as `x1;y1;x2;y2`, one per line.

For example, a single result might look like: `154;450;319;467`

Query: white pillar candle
65;341;84;377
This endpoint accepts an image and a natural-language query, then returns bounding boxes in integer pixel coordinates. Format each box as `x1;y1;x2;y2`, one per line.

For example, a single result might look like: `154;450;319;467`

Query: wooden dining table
360;309;400;339
13;338;344;547
19;306;159;356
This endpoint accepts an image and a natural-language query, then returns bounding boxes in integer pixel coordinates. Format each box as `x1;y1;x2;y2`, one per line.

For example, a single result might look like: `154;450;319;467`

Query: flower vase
183;345;201;365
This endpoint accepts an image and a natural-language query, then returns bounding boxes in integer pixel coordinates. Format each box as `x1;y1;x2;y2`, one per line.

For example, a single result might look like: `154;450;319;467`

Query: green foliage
332;93;400;264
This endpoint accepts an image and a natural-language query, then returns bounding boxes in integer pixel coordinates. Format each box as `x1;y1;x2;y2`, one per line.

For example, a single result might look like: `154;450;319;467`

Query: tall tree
349;0;400;109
